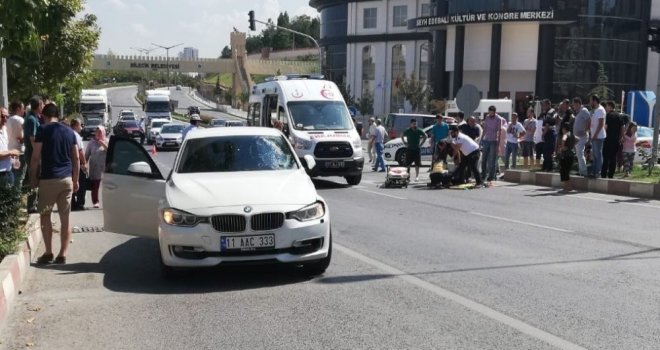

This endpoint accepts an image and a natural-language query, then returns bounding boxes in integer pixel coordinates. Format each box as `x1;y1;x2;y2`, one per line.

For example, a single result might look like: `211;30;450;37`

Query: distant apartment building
179;47;199;60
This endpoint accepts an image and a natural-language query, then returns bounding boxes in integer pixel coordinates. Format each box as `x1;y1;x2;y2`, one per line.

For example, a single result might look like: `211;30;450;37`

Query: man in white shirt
372;119;387;172
367;118;376;164
504;112;526;169
0;107;21;188
7;101;25;188
589;95;606;178
450;125;483;187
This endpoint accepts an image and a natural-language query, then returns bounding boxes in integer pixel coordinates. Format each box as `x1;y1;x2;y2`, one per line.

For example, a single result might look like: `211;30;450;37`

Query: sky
86;0;319;58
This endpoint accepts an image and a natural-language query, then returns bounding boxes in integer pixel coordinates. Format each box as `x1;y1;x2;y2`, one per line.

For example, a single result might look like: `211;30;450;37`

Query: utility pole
0;39;8;107
151;42;183;88
248;11;322;74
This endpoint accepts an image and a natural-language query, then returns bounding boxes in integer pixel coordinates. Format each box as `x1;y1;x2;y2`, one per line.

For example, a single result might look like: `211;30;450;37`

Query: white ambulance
248;75;364;185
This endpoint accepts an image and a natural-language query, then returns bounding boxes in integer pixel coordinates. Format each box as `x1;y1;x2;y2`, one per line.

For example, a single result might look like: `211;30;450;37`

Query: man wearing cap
182;114;202;140
367;117;376;164
481;106;505;183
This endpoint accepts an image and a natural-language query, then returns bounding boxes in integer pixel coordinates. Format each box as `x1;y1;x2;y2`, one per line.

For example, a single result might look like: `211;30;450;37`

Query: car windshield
177;135;298;173
122;121;139;128
638;126;654;138
80;103;106;112
161;125;184;133
288;101;353;131
146;101;170;112
152;121;168;128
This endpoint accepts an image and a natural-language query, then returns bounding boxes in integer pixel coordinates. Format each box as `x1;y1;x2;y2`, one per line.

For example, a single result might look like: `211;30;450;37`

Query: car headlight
352;137;362;148
156;135;163;141
287;201;325;221
162;208;207;226
294;137;313;150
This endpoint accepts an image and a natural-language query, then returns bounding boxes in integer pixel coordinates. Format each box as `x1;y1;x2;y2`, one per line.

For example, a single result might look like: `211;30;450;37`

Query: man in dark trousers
30;103;80;264
402;119;427;182
69;118;88;210
450;125;483;188
601;101;625;178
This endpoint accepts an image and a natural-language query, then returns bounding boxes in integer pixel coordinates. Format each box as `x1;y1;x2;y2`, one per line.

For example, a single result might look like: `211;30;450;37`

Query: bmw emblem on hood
244;206;252;213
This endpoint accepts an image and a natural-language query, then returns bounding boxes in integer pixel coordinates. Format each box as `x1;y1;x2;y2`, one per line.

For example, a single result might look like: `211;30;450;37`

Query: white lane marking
504;186;660;210
356;188;407;200
334;243;588;350
469;212;573;233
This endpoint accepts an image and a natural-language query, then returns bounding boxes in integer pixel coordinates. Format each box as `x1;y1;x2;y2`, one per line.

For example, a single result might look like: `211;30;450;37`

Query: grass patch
0;187;27;260
621;165;660;183
90;82;137;89
204;73;270;86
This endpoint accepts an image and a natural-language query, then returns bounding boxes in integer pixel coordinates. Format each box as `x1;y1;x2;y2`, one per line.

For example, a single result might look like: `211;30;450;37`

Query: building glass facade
551;0;648;101
317;2;348;87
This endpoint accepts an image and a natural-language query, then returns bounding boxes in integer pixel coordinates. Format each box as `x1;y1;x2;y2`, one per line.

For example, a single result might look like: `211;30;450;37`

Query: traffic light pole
253;19;322;74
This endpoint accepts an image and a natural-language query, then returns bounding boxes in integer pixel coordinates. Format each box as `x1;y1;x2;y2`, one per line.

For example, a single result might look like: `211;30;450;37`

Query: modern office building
310;0;660;116
179;47;199;60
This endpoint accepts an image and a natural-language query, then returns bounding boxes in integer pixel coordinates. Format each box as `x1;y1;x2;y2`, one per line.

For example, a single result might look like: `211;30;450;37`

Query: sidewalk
504;168;660;199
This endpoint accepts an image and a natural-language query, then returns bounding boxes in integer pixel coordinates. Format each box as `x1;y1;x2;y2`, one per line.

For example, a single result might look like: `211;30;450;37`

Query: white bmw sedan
102;127;331;276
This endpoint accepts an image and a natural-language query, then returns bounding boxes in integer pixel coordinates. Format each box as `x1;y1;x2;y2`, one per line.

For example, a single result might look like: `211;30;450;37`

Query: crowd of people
0;95;109;265
364;95;638;192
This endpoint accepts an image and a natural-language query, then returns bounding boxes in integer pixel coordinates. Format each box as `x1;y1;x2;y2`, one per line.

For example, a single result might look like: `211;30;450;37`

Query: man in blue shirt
23;95;44;212
30;103;79;264
430;114;449;164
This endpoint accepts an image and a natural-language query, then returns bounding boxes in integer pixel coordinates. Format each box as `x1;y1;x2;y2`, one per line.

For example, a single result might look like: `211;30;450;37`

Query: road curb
504;169;660;199
0;214;41;328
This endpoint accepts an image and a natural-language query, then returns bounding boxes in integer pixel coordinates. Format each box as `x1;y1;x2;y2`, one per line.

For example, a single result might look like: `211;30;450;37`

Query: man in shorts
30;103;80;264
402;119;427;182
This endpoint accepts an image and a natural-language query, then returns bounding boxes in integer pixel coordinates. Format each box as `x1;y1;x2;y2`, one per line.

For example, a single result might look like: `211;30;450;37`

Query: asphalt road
1;89;660;349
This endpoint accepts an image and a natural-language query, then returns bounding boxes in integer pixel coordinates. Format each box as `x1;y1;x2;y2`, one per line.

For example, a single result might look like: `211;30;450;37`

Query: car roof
162;123;184;127
186;126;281;140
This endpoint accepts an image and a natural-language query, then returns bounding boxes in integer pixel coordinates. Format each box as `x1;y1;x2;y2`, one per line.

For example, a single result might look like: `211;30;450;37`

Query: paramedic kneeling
450;125;483;187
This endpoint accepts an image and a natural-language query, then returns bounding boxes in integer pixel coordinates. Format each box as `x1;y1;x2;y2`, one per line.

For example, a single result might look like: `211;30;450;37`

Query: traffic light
248;10;256;31
648;24;660;52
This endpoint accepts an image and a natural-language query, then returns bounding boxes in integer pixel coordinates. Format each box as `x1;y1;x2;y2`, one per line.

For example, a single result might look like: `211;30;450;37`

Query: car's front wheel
396;148;408;166
345;174;362;186
301;233;332;276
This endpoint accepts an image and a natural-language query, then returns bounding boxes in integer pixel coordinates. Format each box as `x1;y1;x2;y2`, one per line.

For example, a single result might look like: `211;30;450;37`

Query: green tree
399;74;430;112
358;87;374;116
589;62;614;101
0;0;100;112
220;45;232;59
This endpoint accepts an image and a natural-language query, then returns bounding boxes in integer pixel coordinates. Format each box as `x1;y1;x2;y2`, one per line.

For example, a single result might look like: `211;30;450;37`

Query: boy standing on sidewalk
30;103;79;264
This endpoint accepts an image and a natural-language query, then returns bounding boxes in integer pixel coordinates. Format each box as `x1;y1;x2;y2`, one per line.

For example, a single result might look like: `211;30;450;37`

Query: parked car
635;126;660;164
113;120;144;142
187;106;200;116
101;127;332;276
383;113;437;140
155;123;185;151
146;119;171;145
81;117;103;140
383;125;434;166
210;119;226;127
225;120;244;127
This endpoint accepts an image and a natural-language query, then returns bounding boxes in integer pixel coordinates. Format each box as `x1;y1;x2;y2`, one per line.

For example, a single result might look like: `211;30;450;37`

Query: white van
446;98;514;121
248;75;364;185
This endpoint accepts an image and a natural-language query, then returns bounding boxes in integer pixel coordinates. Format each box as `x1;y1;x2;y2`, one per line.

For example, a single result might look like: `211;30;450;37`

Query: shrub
0;185;26;258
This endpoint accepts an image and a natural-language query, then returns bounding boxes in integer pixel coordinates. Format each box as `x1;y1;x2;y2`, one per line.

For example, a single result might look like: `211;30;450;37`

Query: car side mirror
303;155;316;170
127;161;154;177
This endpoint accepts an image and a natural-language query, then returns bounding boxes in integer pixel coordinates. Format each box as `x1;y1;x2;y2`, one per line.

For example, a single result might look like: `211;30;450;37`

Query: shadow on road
312;178;351;190
34;238;313;294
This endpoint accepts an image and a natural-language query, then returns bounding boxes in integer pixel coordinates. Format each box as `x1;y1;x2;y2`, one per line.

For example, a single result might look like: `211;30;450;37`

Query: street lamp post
252;18;322;74
151;42;183;88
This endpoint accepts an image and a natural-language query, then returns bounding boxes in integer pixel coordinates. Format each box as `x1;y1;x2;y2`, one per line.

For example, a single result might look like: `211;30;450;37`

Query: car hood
150;127;163;133
165;170;317;210
159;132;181;138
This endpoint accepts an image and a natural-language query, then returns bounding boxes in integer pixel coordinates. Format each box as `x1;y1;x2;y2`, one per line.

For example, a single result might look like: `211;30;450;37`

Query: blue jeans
504;142;519;169
481;140;498;181
374;142;385;171
575;137;588;176
590;138;604;177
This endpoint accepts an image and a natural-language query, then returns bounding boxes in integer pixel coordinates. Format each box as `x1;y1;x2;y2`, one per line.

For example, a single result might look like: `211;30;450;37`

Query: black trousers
72;169;87;208
601;142;620;179
455;150;482;185
542;132;556;171
559;151;574;182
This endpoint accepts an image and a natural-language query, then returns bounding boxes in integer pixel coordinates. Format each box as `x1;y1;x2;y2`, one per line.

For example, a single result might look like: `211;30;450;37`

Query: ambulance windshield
287;101;353;131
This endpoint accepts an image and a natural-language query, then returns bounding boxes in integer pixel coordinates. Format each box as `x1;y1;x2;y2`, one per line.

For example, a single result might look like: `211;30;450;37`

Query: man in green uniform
402;119;427;182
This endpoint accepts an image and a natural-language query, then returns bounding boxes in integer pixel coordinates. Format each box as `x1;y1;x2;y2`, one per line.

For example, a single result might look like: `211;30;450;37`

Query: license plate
164;142;175;146
325;161;345;168
221;234;275;251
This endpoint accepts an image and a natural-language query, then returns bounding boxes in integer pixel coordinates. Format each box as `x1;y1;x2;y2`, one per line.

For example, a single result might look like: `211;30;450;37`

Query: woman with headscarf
85;126;107;208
